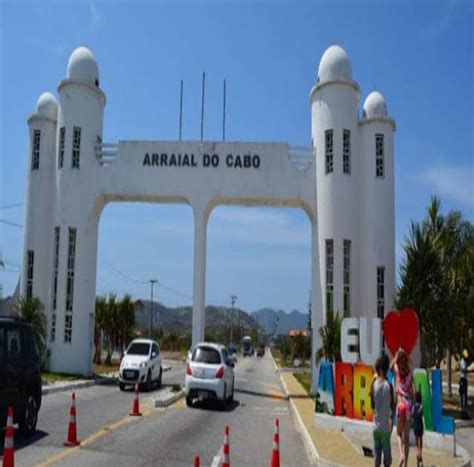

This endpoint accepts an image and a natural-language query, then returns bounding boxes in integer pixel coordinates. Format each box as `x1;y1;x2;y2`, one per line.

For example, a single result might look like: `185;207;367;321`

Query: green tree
15;297;47;359
316;309;348;363
397;196;474;368
93;296;107;364
117;294;135;356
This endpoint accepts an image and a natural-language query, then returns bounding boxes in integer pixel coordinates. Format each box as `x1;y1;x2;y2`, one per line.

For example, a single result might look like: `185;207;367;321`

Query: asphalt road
6;352;312;466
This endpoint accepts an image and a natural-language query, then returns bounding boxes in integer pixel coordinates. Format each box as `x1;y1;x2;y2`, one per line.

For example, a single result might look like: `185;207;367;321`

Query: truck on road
242;336;254;357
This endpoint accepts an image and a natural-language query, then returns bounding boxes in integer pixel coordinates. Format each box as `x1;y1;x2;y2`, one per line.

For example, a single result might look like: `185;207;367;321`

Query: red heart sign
383;308;419;357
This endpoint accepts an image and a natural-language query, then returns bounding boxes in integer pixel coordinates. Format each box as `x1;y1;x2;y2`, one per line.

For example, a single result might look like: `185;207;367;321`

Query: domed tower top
66;46;100;86
362;91;387;119
36;92;58;120
361;91;395;128
317;45;353;84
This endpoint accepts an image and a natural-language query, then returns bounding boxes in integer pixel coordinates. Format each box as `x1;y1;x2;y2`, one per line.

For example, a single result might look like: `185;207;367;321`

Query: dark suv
0;316;42;434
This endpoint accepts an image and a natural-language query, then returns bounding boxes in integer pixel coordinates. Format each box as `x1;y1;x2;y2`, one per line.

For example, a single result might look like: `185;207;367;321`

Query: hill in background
134;300;308;337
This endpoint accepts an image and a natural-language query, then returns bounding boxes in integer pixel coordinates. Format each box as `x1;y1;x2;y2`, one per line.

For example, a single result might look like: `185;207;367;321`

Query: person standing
370;356;395;467
413;391;424;466
460;349;470;420
390;348;414;467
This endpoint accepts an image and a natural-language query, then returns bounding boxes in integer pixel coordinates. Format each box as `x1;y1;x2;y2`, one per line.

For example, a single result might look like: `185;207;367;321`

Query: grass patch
293;371;313;397
93;363;120;375
42;372;83;384
171;384;182;392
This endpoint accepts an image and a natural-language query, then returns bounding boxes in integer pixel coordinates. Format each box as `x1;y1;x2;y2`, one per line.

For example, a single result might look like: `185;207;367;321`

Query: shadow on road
0;429;49;455
235;388;287;400
189;400;240;412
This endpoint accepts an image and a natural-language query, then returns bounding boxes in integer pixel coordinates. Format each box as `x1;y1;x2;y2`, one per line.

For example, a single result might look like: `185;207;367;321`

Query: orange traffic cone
193;455;200;467
130;383;142;416
2;406;14;467
269;418;280;467
64;393;80;446
221;425;230;467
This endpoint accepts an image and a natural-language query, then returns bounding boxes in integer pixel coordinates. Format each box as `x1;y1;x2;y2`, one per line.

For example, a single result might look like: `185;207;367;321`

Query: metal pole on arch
200;72;206;141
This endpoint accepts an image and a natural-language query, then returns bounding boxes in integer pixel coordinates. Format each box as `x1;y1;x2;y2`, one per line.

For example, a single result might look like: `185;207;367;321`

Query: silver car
185;343;235;409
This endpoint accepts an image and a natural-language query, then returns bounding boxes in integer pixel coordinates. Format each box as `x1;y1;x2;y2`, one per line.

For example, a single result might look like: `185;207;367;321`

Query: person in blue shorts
413;391;424;466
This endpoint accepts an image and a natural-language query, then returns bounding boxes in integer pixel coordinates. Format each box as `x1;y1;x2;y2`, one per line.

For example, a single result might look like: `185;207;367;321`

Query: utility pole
149;279;158;338
230;295;237;346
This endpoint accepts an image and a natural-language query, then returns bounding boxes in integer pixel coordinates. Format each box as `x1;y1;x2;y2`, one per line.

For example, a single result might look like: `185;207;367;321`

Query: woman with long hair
390;348;414;466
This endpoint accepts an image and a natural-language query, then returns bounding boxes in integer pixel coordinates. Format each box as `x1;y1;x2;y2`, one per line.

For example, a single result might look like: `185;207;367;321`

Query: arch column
192;203;209;347
311;211;324;393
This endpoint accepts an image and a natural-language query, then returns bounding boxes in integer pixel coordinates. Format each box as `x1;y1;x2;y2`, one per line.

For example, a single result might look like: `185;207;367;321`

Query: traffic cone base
3;406;15;467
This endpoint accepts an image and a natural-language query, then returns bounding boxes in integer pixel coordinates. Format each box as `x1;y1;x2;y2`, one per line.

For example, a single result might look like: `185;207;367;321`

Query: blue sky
1;0;472;313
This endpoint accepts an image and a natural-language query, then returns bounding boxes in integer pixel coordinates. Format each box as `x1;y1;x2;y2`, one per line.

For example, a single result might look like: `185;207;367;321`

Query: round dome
317;45;352;84
66;46;99;85
36;92;58;119
363;91;388;119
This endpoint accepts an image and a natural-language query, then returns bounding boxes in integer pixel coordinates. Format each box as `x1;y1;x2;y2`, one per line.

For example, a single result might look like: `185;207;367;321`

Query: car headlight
139;362;147;368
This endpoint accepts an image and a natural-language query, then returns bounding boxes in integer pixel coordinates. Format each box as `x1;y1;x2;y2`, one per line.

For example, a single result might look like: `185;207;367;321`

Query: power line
0;219;23;229
0;203;23;210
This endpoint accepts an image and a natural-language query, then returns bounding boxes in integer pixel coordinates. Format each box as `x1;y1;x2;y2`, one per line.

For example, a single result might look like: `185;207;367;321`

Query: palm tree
316;309;349;363
15;297;47;358
398;196;474;370
94;296;107;364
118;294;135;356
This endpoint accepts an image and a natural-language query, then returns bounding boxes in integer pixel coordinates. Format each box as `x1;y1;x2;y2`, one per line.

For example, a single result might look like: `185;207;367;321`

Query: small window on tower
376;134;384;178
72;127;81;169
343;129;351;174
325;130;333;174
325;239;334;312
58;127;65;169
26;250;34;299
343;240;351;313
31;130;41;170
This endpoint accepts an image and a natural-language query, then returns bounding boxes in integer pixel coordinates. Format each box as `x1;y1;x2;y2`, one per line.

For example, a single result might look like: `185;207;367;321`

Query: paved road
6;353;312;466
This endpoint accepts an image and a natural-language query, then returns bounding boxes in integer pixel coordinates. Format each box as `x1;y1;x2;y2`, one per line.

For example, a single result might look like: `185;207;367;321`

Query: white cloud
209;207;310;248
88;0;101;28
422;165;474;208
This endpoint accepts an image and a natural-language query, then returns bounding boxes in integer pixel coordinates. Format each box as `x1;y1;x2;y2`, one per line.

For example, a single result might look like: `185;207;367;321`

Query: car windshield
127;343;150;356
192;347;221;364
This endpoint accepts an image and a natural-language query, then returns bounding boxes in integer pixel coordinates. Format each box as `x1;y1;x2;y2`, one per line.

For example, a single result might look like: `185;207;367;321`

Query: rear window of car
127;343;150;356
192;346;222;364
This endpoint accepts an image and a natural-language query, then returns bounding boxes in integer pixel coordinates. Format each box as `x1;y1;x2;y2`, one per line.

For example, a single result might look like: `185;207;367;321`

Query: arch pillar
311;210;324;393
191;202;210;347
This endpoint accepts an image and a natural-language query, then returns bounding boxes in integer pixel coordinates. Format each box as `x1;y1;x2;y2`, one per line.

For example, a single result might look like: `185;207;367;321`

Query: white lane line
211;453;222;467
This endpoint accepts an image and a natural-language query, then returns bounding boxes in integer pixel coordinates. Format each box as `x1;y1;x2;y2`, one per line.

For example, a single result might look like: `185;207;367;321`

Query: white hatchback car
119;338;162;391
185;343;235;408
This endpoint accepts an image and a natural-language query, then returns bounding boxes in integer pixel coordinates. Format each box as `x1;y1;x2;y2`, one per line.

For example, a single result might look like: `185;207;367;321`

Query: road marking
36;395;157;467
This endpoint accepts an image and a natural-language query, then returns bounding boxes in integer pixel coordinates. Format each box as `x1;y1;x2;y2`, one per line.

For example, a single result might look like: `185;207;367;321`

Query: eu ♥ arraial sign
382;308;419;357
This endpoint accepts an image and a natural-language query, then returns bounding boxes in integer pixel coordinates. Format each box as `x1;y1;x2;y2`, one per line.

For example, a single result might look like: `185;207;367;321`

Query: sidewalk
280;372;470;466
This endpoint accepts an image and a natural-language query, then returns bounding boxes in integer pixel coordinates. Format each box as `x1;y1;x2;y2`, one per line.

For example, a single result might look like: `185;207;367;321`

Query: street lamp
230;295;237;346
149;279;158;337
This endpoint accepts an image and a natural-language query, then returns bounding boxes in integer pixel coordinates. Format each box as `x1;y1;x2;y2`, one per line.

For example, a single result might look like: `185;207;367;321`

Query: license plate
125;371;135;378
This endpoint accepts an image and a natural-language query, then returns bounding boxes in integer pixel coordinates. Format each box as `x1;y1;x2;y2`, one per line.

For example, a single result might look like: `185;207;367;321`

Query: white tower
47;46;106;374
311;45;361;319
359;91;396;327
21;93;58;330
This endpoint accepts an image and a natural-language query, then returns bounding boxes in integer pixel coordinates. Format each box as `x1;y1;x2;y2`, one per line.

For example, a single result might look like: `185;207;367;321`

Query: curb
153;389;185;408
42;376;118;395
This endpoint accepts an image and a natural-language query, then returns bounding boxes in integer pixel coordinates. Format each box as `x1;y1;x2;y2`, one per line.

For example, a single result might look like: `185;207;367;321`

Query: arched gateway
21;45;395;377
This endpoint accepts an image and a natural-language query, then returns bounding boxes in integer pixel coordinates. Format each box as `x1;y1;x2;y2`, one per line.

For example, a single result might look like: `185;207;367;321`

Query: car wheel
156;367;162;389
119;382;126;391
185;396;193;407
19;394;38;436
146;371;152;392
219;384;227;410
228;380;234;402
